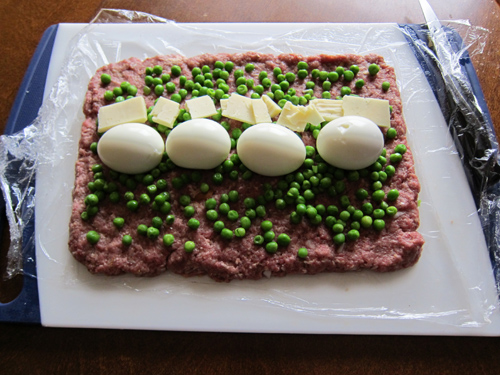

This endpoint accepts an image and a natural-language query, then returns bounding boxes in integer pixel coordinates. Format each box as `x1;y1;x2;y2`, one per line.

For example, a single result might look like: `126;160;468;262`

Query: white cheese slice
277;101;305;132
220;98;229;111
97;96;147;133
186;95;218;119
342;96;391;127
150;97;180;128
221;93;256;124
287;104;325;128
261;94;282;118
251;99;272;124
310;99;343;122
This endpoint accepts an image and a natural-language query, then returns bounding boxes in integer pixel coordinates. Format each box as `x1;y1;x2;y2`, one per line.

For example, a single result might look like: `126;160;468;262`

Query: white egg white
97;123;165;174
237;123;306;177
316;116;384;170
165;118;231;170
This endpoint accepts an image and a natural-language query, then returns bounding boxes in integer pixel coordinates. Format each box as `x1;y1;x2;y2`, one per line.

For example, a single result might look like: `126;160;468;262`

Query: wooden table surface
1;0;500;373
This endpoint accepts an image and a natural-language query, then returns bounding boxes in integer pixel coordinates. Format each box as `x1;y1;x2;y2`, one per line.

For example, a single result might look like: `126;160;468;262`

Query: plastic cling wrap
1;9;499;333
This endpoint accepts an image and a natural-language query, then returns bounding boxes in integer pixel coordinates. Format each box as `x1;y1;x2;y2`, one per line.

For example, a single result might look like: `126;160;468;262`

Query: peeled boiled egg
165;119;231;169
237;123;306;177
97;123;165;174
316;116;384;170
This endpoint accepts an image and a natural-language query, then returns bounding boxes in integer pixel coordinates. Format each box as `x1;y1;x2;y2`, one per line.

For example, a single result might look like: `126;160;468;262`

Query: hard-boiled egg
316;116;384;170
165;119;231;169
237;123;306;177
97;123;164;174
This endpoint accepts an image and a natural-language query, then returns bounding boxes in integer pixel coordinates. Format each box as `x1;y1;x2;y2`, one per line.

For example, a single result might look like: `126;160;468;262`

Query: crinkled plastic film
1;9;500;331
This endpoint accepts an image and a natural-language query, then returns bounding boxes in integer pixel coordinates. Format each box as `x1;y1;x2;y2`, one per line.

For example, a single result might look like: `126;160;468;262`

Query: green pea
368;64;380;75
179;195;191;206
184;206;195;218
245;63;255;72
265;242;278;253
362;203;374;215
390;153;403;163
361;216;373;228
333;233;345;245
387;189;399;201
227;210;239;222
101;73;111;85
122;235;132;246
163;234;174;246
285;72;296;83
394;144;407;154
184;241;195;253
104;90;114;101
205;198;217;210
166;214;175;225
261;78;272;88
354;79;365;89
297;247;308;258
147;227;160;239
385;165;396;177
171;65;181;76
221;228;234;240
373;219;385;231
126;200;139;211
161;73;171;83
154;84;164;96
297;69;308;79
386;128;397;139
254;235;264;245
318;71;328;81
84;194;99;206
137;224;148;236
323;81;332;91
311;69;320;79
232;227;245;238
343;70;354;81
261;220;273;232
340;86;351;96
372;190;385;202
187;218;200;230
277;233;291;247
386;206;398;216
86;230;100;244
139;194;150;205
382;81;390;91
347;229;360;241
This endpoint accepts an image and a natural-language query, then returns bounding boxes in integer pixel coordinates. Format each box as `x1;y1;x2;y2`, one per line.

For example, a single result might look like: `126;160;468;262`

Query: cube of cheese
97;96;147;133
251;99;272;124
150;97;180;128
261;94;282;118
342;96;391;127
221;93;256;124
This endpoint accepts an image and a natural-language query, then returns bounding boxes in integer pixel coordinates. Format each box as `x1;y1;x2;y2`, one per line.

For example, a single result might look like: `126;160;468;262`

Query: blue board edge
398;23;500;293
0;24;59;323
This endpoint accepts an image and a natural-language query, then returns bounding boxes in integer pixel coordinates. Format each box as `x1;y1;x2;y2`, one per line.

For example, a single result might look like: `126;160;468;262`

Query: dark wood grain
1;0;500;373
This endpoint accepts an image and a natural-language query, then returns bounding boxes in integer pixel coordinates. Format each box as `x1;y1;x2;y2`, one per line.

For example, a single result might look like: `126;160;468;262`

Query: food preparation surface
34;22;500;335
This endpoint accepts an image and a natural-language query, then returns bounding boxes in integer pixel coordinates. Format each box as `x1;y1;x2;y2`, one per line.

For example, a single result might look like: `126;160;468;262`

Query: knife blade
418;0;500;202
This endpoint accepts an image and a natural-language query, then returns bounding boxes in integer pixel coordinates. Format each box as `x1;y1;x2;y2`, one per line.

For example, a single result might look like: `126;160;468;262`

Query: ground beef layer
69;52;424;282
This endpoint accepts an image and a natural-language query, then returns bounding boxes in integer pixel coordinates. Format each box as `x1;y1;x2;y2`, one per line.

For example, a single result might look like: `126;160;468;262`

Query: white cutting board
35;22;500;335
